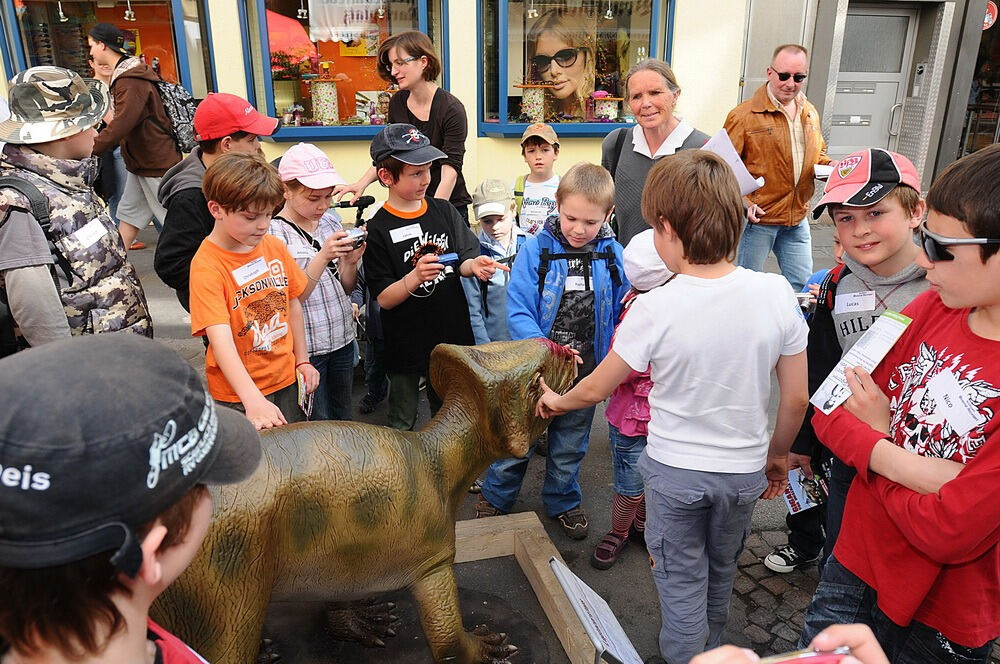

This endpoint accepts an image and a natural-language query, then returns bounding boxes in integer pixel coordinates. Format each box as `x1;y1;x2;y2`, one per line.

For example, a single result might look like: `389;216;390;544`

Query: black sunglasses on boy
918;220;1000;262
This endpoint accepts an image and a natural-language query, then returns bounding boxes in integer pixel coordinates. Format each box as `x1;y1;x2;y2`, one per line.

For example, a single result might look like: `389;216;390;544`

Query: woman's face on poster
532;31;588;102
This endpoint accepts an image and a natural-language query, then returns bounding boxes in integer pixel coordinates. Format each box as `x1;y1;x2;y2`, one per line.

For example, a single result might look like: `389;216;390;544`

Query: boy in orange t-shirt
189;153;319;429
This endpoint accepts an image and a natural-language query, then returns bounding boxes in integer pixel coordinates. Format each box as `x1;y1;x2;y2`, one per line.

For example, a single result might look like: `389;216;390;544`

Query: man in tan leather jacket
724;44;830;291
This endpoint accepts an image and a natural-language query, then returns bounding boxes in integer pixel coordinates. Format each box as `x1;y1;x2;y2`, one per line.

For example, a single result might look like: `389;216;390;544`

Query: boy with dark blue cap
0;335;261;662
363;123;506;430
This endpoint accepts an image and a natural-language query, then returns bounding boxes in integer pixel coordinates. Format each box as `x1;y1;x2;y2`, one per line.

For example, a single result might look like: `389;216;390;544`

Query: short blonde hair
556;162;615;214
641;151;743;264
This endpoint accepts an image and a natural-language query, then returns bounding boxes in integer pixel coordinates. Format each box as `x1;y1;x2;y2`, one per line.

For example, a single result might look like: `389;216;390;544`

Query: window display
482;0;657;131
9;0;213;97
246;0;443;131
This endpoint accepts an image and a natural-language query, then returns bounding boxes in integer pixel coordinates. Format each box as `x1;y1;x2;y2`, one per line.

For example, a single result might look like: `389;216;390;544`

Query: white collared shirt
631;119;695;159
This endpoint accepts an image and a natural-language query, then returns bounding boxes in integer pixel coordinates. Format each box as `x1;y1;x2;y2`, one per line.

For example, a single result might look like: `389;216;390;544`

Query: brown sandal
590;531;628;570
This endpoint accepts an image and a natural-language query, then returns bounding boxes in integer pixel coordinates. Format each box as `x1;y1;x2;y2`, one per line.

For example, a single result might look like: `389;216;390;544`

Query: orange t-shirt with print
189;235;306;402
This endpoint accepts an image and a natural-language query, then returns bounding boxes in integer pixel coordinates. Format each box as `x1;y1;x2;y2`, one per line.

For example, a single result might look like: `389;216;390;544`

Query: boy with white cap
0;334;262;663
269;142;365;421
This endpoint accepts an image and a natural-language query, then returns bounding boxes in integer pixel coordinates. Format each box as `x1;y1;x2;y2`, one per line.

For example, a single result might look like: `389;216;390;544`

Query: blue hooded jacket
506;216;629;364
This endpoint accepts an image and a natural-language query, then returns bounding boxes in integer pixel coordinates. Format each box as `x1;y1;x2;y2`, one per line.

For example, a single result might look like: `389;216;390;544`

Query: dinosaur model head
429;338;577;460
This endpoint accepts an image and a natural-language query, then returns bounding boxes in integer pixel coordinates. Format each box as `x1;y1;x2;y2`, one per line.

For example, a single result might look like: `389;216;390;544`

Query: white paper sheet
700;129;765;196
810;311;912;415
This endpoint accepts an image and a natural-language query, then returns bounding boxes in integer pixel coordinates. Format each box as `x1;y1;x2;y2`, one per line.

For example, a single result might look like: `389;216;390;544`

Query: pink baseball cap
278;142;346;189
813;148;921;219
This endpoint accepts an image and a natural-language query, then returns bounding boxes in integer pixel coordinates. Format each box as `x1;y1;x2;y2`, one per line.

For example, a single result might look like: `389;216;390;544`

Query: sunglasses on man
918;220;1000;262
532;47;585;74
770;68;807;83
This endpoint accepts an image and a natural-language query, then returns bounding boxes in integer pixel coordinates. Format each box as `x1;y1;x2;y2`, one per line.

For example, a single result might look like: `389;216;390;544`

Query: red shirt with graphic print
813;290;1000;647
148;618;209;663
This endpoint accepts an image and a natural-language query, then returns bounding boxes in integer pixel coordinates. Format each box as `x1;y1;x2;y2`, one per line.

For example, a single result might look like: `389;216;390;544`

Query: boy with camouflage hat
0;66;152;355
0;334;262;662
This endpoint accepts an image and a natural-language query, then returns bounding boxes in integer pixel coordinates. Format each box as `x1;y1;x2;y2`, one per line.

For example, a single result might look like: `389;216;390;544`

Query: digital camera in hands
346;228;367;249
437;252;460;276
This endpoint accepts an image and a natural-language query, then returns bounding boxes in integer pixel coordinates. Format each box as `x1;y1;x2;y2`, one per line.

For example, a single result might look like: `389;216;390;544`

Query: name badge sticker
926;370;984;438
389;223;423;244
292;245;314;260
564;275;586;292
73;217;108;249
834;290;877;315
232;257;269;285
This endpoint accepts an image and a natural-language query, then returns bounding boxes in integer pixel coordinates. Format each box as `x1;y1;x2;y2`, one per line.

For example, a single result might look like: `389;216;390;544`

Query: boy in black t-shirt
364;124;507;430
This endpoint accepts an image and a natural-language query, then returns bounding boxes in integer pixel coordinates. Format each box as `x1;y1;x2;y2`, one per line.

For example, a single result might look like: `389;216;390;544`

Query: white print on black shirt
147;393;219;489
888;342;1000;463
403;233;451;293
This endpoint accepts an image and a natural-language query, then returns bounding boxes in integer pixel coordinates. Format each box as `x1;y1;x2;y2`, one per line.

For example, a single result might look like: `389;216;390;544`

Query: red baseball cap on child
812;148;921;219
193;93;279;141
278;142;346;189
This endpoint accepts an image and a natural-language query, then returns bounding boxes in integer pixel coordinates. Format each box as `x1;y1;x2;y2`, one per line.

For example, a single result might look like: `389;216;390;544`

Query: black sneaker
555;506;588;540
358;393;383;414
764;544;820;573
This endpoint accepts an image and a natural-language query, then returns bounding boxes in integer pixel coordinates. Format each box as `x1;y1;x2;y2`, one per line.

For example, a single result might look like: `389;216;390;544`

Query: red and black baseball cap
193;93;280;142
813;148;921;219
0;335;261;577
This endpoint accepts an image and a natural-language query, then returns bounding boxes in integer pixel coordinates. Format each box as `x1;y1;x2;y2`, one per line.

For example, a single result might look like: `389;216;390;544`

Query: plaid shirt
767;86;806;185
268;210;355;356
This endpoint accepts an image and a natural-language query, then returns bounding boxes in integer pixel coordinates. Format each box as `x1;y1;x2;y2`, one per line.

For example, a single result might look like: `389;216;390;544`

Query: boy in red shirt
801;143;1000;662
0;335;262;663
189;153;319;430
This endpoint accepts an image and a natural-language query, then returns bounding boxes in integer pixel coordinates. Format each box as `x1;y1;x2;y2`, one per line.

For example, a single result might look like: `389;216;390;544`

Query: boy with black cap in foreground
0;334;261;662
364;123;506;430
799;144;1000;663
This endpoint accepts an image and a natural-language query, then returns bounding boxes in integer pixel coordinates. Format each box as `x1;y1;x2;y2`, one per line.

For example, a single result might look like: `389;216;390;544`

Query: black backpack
150;79;198;153
535;247;622;294
0;176;72;358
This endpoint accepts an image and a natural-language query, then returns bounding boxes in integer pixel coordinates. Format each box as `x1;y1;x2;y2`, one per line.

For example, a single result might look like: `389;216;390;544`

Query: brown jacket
92;59;181;177
723;84;830;226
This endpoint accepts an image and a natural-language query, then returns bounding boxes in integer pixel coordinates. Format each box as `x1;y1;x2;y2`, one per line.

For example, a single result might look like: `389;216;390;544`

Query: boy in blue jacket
476;163;630;540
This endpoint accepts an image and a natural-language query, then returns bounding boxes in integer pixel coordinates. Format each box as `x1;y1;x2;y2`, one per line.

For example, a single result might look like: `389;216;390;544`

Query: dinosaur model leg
410;564;518;664
326;598;399;647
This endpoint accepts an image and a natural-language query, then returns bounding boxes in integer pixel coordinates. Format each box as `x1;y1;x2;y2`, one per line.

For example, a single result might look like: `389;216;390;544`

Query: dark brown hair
375;156;409;186
203;152;284;213
556;162;615;213
377;31;441;84
0;485;209;659
199;130;253;155
641;151;744;264
520;135;560;155
927;143;1000;261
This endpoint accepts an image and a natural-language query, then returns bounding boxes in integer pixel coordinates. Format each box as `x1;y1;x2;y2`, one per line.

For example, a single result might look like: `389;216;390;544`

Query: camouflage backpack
150;79;198;153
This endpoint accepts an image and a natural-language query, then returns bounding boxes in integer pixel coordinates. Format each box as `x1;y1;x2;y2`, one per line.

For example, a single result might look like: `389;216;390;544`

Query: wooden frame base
455;513;594;664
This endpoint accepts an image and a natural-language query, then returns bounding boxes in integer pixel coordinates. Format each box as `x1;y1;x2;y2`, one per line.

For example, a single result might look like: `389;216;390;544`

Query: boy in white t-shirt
514;123;560;236
536;150;809;664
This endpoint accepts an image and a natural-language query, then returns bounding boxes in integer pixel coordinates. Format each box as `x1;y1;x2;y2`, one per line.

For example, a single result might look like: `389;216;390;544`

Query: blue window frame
477;0;674;138
0;0;215;97
243;0;447;142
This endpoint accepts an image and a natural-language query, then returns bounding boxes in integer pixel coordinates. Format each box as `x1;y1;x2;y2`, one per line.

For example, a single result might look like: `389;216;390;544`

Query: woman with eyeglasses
601;59;710;247
527;10;594;119
336;31;472;223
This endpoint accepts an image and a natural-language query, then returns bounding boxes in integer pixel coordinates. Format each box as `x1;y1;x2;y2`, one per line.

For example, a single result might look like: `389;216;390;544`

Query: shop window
480;0;667;137
7;0;214;97
244;0;444;139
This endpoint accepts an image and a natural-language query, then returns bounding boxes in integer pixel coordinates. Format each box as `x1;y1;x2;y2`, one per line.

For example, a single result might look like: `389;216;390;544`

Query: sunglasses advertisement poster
810;310;913;415
511;3;651;124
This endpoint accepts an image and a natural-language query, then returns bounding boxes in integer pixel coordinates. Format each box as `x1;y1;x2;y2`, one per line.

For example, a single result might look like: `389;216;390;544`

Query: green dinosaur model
151;339;577;663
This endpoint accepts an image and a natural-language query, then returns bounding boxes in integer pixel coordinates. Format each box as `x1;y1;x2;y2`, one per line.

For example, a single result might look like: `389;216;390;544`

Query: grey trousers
639;451;767;664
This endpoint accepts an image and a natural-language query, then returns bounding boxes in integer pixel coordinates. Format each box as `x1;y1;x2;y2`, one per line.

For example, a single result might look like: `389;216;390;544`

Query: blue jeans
309;342;355;421
481;404;597;516
800;556;994;663
737;220;813;291
108;146;126;224
640;453;766;664
609;423;647;496
365;336;388;401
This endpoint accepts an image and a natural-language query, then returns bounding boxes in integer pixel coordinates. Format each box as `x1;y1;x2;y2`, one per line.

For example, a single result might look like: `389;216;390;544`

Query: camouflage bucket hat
0;66;109;145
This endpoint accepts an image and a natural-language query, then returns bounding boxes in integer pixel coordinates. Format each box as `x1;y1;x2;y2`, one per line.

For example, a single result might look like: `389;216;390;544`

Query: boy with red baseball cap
155;93;279;311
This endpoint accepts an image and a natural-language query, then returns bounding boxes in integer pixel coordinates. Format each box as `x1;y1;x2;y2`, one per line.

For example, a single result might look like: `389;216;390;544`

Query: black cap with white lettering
0;335;261;576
